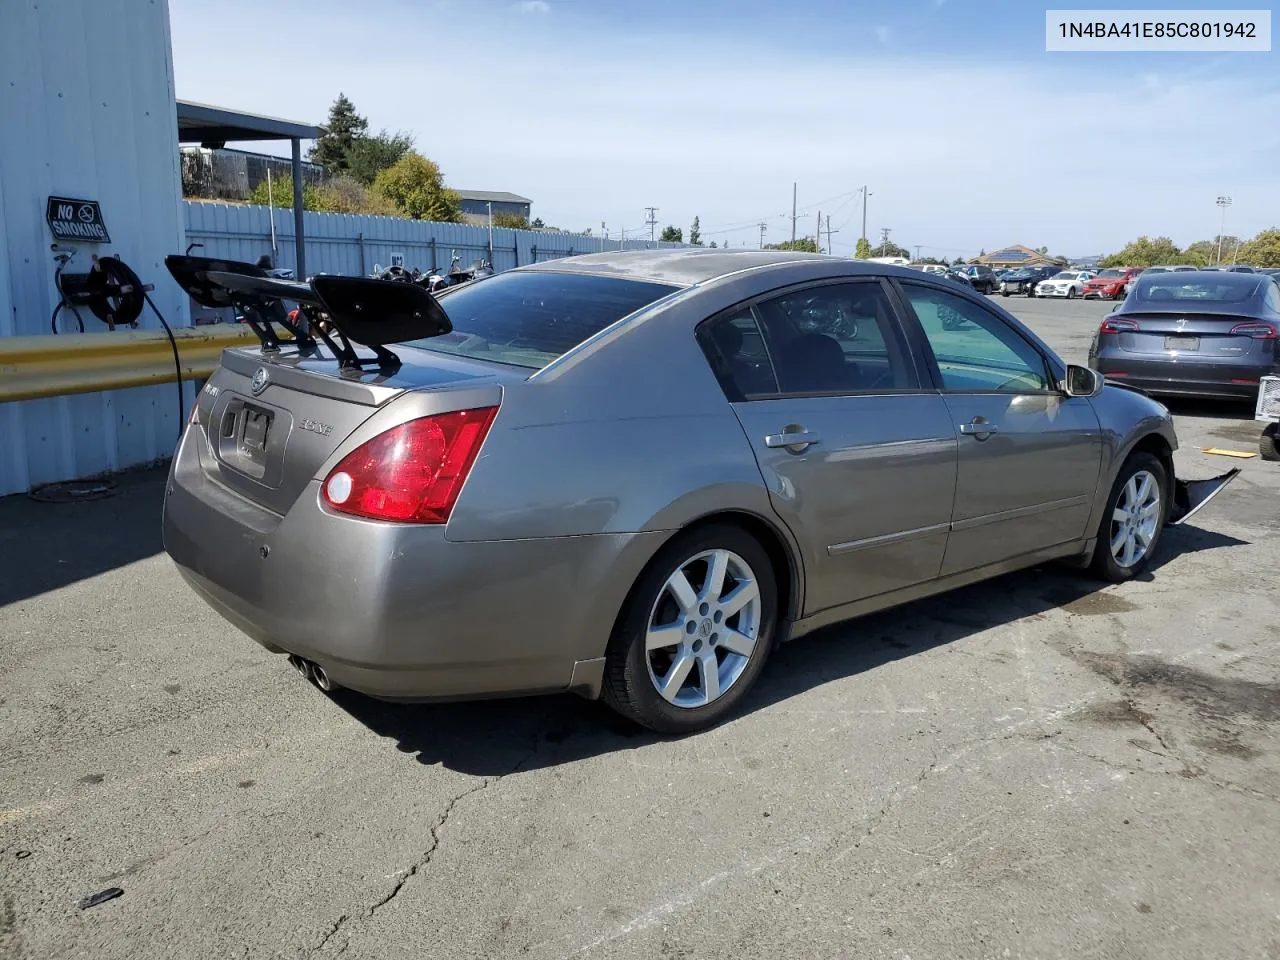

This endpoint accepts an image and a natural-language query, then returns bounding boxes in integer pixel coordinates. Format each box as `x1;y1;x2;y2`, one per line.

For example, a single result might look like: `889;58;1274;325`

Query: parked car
1143;265;1201;274
944;268;974;287
1000;265;1060;297
953;264;1001;294
1083;267;1144;300
1034;269;1097;299
1089;269;1280;401
162;249;1235;734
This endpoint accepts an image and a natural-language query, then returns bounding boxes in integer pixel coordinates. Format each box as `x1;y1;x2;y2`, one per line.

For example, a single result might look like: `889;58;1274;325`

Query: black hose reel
52;254;149;334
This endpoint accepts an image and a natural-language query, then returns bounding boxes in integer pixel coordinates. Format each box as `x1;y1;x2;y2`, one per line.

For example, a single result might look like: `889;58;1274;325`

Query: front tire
1067;287;1077;299
1088;451;1169;582
602;524;779;734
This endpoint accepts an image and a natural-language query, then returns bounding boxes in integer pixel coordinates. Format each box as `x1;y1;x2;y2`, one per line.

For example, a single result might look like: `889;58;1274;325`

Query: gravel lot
3;295;1279;960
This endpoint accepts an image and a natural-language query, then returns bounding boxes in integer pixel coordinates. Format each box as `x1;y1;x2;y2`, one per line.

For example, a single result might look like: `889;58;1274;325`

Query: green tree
248;174;323;211
765;237;819;253
316;175;397;215
531;217;545;228
492;212;530;229
660;225;683;242
689;216;703;246
709;240;718;248
345;130;415;185
1098;235;1183;268
854;237;873;259
309;93;368;176
372;152;463;222
1237;228;1280;267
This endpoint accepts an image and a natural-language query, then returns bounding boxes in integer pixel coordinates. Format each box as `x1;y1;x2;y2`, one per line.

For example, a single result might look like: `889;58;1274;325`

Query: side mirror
1062;364;1104;398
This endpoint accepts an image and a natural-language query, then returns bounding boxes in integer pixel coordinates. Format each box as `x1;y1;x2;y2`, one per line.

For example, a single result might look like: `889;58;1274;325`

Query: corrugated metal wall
0;0;193;497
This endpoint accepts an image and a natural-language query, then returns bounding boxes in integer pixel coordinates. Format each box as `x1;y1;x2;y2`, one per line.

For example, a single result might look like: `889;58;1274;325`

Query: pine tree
689;216;702;246
309;94;369;176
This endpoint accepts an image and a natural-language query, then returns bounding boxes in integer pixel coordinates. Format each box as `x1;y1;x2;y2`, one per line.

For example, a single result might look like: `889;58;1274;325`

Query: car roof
510;248;853;286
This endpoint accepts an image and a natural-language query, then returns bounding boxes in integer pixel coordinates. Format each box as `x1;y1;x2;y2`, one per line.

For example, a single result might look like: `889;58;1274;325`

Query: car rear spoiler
164;254;452;374
1169;467;1240;526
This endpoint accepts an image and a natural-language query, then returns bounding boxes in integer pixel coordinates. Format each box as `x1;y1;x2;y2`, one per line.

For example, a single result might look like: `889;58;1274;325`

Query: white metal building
0;2;324;497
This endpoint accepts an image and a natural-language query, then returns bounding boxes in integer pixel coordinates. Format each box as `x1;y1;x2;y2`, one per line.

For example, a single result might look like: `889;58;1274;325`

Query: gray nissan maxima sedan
1090;269;1280;401
162;249;1235;734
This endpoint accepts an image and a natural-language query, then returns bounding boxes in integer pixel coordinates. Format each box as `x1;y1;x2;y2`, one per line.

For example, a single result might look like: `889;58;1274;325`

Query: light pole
1216;196;1232;264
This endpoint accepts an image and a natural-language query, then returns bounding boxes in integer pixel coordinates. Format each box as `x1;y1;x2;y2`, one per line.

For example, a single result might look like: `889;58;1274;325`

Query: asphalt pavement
3;294;1279;960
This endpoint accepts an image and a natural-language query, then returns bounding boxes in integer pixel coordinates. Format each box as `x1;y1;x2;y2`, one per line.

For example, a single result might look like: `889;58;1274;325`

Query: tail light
1229;321;1278;340
1100;317;1139;334
321;407;499;524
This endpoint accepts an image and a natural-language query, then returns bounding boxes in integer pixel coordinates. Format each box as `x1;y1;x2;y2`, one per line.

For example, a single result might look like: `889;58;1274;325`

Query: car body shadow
331;522;1247;776
0;466;167;607
1164;397;1258;423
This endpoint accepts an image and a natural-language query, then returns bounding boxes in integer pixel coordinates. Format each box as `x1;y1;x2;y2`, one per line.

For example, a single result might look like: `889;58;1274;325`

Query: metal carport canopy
176;99;326;277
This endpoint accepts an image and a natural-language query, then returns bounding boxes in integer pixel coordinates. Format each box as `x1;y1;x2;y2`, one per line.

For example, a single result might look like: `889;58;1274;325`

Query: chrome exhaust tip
310;662;335;692
288;654;311;680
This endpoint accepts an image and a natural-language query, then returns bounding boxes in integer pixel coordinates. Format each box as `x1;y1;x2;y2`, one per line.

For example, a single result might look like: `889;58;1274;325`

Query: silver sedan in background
162;250;1234;733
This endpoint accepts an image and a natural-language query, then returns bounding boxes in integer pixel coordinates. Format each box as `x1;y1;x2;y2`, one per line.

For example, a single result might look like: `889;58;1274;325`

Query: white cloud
167;6;1280;256
516;0;550;13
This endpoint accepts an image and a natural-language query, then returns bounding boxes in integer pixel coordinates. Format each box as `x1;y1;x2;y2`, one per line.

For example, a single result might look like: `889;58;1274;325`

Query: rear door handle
765;430;821;450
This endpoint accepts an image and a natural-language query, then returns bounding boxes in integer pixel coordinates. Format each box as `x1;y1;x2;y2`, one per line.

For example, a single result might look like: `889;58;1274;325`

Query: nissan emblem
250;367;269;395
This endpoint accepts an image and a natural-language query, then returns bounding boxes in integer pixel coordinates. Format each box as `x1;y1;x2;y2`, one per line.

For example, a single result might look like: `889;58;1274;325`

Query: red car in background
1083;266;1143;300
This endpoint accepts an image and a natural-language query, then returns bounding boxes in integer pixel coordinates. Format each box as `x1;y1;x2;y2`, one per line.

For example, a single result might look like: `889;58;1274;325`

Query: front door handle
765;429;821;451
959;417;998;439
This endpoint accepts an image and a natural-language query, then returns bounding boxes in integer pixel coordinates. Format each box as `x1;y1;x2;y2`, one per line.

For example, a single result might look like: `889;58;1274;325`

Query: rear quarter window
406;271;681;369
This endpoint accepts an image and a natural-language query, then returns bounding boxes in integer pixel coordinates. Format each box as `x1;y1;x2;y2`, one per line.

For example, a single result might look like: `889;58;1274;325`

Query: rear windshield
1131;274;1260;304
404;271;680;369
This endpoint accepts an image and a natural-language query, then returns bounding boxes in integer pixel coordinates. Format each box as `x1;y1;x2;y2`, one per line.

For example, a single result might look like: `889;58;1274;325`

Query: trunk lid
190;344;520;516
1113;311;1278;360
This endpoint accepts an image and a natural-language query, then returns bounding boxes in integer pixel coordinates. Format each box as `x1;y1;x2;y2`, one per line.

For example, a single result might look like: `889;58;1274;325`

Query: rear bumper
1093;355;1275;401
162;449;664;701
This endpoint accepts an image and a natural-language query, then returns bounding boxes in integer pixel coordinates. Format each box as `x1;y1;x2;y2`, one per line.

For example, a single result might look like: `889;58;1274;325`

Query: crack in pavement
310;712;554;955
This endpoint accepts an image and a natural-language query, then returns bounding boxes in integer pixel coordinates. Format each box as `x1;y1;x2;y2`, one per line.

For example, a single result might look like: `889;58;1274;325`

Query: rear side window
699;281;919;399
406;271;680;369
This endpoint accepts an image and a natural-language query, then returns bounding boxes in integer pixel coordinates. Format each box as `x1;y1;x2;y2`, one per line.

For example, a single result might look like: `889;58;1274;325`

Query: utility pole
914;244;922;261
861;185;870;242
879;227;891;257
816;210;821;252
644;207;658;246
824;214;837;256
620;226;626;251
757;221;768;250
790;182;798;243
486;202;494;263
1215;196;1232;264
600;221;606;252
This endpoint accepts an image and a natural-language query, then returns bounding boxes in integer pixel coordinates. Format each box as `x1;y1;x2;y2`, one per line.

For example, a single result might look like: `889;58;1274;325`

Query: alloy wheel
644;548;762;708
1110;469;1161;568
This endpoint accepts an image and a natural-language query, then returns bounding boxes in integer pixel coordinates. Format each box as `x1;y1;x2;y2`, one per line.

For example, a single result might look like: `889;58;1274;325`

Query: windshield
404;271;680;369
1051;271;1074;279
1096;269;1125;278
1130;274;1260;304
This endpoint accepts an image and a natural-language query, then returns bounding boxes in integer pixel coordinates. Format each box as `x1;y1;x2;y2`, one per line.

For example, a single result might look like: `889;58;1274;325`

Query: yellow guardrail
0;325;276;403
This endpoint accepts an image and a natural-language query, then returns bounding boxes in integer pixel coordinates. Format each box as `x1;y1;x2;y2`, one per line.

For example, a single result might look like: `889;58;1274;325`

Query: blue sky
168;0;1279;258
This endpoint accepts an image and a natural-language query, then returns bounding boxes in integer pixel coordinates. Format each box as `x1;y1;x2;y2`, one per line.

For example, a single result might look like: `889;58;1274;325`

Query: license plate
1165;335;1199;351
238;405;273;465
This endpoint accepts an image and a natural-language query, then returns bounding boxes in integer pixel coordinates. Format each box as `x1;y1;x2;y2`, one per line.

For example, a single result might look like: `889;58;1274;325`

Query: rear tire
602;524;779;734
1067;287;1077;299
1088;451;1169;582
1261;422;1280;462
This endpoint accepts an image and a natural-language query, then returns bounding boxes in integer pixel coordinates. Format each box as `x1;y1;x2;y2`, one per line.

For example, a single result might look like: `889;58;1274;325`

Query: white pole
266;168;278;261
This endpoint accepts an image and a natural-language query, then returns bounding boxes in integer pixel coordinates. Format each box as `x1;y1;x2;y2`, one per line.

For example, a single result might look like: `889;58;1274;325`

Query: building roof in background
176;99;325;144
973;244;1049;264
455;190;533;204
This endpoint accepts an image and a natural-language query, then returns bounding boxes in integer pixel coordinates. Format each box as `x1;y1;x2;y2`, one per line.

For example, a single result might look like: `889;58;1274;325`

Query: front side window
900;284;1053;393
753;282;919;395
